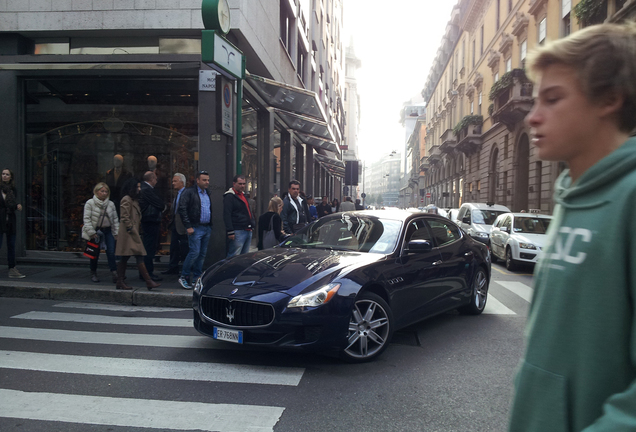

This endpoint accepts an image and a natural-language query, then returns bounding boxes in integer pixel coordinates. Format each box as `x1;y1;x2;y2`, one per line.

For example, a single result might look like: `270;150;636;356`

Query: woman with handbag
82;182;119;283
114;178;160;290
1;168;24;278
257;196;285;250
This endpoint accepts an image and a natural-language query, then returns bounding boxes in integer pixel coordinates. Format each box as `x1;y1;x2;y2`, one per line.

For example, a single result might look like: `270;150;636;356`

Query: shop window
24;77;198;252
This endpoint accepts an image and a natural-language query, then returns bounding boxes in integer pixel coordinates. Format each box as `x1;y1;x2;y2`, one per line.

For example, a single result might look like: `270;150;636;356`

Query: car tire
505;247;517;271
341;292;394;363
458;267;489;315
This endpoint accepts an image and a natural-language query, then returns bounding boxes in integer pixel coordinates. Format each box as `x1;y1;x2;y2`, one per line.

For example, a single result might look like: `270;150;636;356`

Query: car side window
427;220;461;247
457;207;466;221
405;219;433;244
504;216;512;231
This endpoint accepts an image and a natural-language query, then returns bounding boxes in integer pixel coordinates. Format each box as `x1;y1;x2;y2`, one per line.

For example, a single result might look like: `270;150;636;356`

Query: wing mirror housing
500;226;509;233
462;216;471;224
406;240;432;253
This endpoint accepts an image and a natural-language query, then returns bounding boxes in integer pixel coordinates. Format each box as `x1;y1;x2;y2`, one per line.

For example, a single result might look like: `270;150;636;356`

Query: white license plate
213;327;243;344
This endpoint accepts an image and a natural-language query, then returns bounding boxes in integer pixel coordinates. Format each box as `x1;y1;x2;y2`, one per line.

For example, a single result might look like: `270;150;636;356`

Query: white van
456;202;511;246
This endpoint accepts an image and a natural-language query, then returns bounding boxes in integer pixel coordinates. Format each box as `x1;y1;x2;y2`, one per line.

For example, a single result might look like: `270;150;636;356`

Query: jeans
0;232;16;268
142;221;160;275
182;225;212;280
89;227;117;272
227;229;252;258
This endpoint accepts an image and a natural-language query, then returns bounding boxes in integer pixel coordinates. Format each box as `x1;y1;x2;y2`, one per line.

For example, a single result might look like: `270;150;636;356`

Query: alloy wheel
473;269;488;310
344;297;391;360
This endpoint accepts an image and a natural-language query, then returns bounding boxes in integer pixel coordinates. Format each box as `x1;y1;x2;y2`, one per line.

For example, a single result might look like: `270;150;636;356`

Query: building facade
0;0;346;265
365;152;401;207
419;0;635;213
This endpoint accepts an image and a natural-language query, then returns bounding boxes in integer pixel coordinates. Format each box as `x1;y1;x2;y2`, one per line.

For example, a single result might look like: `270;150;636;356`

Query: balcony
427;145;442;164
439;128;457;153
454;116;483;155
490;69;534;131
420;158;430;172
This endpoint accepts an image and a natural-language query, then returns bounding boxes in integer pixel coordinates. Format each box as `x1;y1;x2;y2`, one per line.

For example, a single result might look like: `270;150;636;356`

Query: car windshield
471;209;506;225
280;215;402;254
513;217;551;234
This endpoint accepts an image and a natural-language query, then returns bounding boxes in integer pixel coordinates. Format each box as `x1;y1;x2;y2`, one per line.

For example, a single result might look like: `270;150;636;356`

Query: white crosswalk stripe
12;311;192;327
494;280;534;302
0;389;284;432
483;294;516;315
53;301;190;312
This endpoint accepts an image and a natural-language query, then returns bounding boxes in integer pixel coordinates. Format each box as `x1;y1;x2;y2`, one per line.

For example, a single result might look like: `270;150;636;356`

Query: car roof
498;212;552;218
327;209;452;223
461;202;511;211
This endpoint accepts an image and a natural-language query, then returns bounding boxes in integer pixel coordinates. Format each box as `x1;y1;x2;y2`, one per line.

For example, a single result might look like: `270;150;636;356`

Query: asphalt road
0;261;533;432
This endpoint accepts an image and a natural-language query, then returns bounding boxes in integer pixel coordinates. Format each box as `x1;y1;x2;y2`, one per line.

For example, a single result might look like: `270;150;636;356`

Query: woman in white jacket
82;182;119;283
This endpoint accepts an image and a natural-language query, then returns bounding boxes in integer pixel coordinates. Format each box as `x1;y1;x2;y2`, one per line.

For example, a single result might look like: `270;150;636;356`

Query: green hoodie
509;137;636;432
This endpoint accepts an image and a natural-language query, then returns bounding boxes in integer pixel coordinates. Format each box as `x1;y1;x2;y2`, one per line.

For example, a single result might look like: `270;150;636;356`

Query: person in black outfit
280;180;311;234
355;198;364;210
316;195;332;218
258;196;285;250
162;173;189;275
138;171;165;281
1;168;24;278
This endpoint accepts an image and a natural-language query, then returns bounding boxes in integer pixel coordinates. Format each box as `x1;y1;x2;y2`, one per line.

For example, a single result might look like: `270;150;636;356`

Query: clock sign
202;0;231;35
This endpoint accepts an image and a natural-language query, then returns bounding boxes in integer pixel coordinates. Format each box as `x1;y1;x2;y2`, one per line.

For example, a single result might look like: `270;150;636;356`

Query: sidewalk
0;237;259;308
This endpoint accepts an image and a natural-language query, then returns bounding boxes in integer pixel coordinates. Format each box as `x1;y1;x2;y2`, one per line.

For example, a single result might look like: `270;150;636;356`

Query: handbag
83;240;100;259
262;214;279;249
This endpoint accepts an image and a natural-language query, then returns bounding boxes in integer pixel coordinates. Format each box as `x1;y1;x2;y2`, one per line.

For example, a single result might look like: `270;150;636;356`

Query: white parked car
490;213;553;270
456;202;511;246
447;208;460;223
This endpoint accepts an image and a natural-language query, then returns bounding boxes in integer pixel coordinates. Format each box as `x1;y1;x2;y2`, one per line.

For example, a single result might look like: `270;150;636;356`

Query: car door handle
432;260;442;266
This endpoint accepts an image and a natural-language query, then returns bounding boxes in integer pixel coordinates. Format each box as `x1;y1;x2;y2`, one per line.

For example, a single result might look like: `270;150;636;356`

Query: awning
314;153;345;177
245;73;340;156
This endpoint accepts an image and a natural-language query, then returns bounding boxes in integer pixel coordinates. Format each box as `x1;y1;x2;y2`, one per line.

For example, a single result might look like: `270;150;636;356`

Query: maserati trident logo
226;304;235;323
231;288;239;295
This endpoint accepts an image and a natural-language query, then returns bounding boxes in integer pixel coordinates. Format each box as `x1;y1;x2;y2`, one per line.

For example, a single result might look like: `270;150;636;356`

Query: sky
343;0;457;163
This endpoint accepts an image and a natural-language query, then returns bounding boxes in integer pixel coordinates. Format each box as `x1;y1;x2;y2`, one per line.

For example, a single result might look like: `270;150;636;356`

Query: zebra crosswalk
0;279;533;431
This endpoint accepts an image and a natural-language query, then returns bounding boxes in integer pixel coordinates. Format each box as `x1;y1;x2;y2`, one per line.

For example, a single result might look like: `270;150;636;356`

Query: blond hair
93;182;110;197
527;22;636;133
268;196;283;212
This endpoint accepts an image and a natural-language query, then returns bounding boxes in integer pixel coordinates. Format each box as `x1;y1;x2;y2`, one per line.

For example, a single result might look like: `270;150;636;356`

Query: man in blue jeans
177;171;213;290
223;175;255;258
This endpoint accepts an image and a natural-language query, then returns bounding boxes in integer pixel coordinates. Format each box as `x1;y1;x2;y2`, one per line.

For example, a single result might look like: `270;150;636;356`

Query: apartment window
280;1;295;52
539;17;547;44
506;57;512;72
297;40;307;84
496;0;501;30
494;72;499;82
520;39;527;63
462;40;465;69
504;134;509;159
480;26;484;55
472;39;476;68
509;0;513;13
471;100;474;115
562;0;572;36
478;92;482;115
503;171;508;205
477;180;481;191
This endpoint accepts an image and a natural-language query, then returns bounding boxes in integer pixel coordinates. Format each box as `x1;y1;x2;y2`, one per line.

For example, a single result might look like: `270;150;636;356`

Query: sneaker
9;268;25;279
178;276;191;290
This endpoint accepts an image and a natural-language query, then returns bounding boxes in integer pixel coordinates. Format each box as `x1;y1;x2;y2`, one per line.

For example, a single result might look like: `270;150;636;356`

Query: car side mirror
462;216;470;224
406;240;432;253
500;226;508;233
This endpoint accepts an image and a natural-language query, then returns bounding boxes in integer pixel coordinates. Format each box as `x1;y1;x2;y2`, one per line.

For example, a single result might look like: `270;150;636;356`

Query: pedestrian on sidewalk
281;180;310;234
306;195;318;221
81;182;119;283
258;196;285;250
177;170;213;290
138;171;166;282
316;196;332;218
114;178;160;291
339;196;355;212
508;22;636;432
0;168;24;279
224;175;255;258
162;173;189;275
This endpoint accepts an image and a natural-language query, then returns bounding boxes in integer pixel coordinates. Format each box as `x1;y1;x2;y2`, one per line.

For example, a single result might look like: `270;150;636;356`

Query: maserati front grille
200;296;275;327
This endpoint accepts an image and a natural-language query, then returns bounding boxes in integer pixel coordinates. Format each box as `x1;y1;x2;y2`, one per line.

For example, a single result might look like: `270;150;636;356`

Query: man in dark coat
177;170;213;290
316;195;332;218
162;173;189;275
281;180;310;234
138;171;165;281
223;175;255;258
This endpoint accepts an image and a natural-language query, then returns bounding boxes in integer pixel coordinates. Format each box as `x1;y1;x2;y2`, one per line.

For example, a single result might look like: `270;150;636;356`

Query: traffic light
345;161;359;185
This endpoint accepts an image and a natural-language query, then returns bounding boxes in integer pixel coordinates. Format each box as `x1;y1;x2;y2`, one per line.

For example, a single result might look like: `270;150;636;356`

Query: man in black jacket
316;195;332;218
139;171;165;281
281;180;310;234
177;170;213;290
161;173;189;275
223;175;255;258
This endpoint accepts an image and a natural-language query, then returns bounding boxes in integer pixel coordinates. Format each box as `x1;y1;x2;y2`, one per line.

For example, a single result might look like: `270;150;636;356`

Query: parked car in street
447;208;460;223
490;212;552;270
456;202;511;247
193;210;491;362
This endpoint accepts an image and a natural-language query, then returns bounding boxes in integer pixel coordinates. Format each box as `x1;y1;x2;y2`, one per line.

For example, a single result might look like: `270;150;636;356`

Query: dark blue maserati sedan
193;210;491;362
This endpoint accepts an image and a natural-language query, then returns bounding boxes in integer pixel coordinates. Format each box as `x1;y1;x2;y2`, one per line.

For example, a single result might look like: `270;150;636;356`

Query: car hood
512;233;547;247
473;224;493;234
202;247;384;296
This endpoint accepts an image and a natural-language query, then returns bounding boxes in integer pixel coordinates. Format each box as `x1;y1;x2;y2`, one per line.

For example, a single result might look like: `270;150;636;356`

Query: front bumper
192;289;353;352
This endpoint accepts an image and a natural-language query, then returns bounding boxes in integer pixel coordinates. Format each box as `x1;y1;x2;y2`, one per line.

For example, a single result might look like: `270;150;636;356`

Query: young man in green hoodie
508;22;636;432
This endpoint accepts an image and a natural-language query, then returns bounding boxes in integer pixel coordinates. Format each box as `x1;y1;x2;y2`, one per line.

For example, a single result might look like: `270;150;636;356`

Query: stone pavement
0;262;193;308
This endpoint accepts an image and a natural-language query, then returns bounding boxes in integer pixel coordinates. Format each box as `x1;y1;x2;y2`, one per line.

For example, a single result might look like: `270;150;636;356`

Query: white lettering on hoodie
550;227;592;265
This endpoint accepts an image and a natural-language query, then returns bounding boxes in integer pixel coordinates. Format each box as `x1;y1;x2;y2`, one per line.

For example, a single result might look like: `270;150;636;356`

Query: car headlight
519;243;537;250
288;283;341;308
473;232;489;238
193;277;203;293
